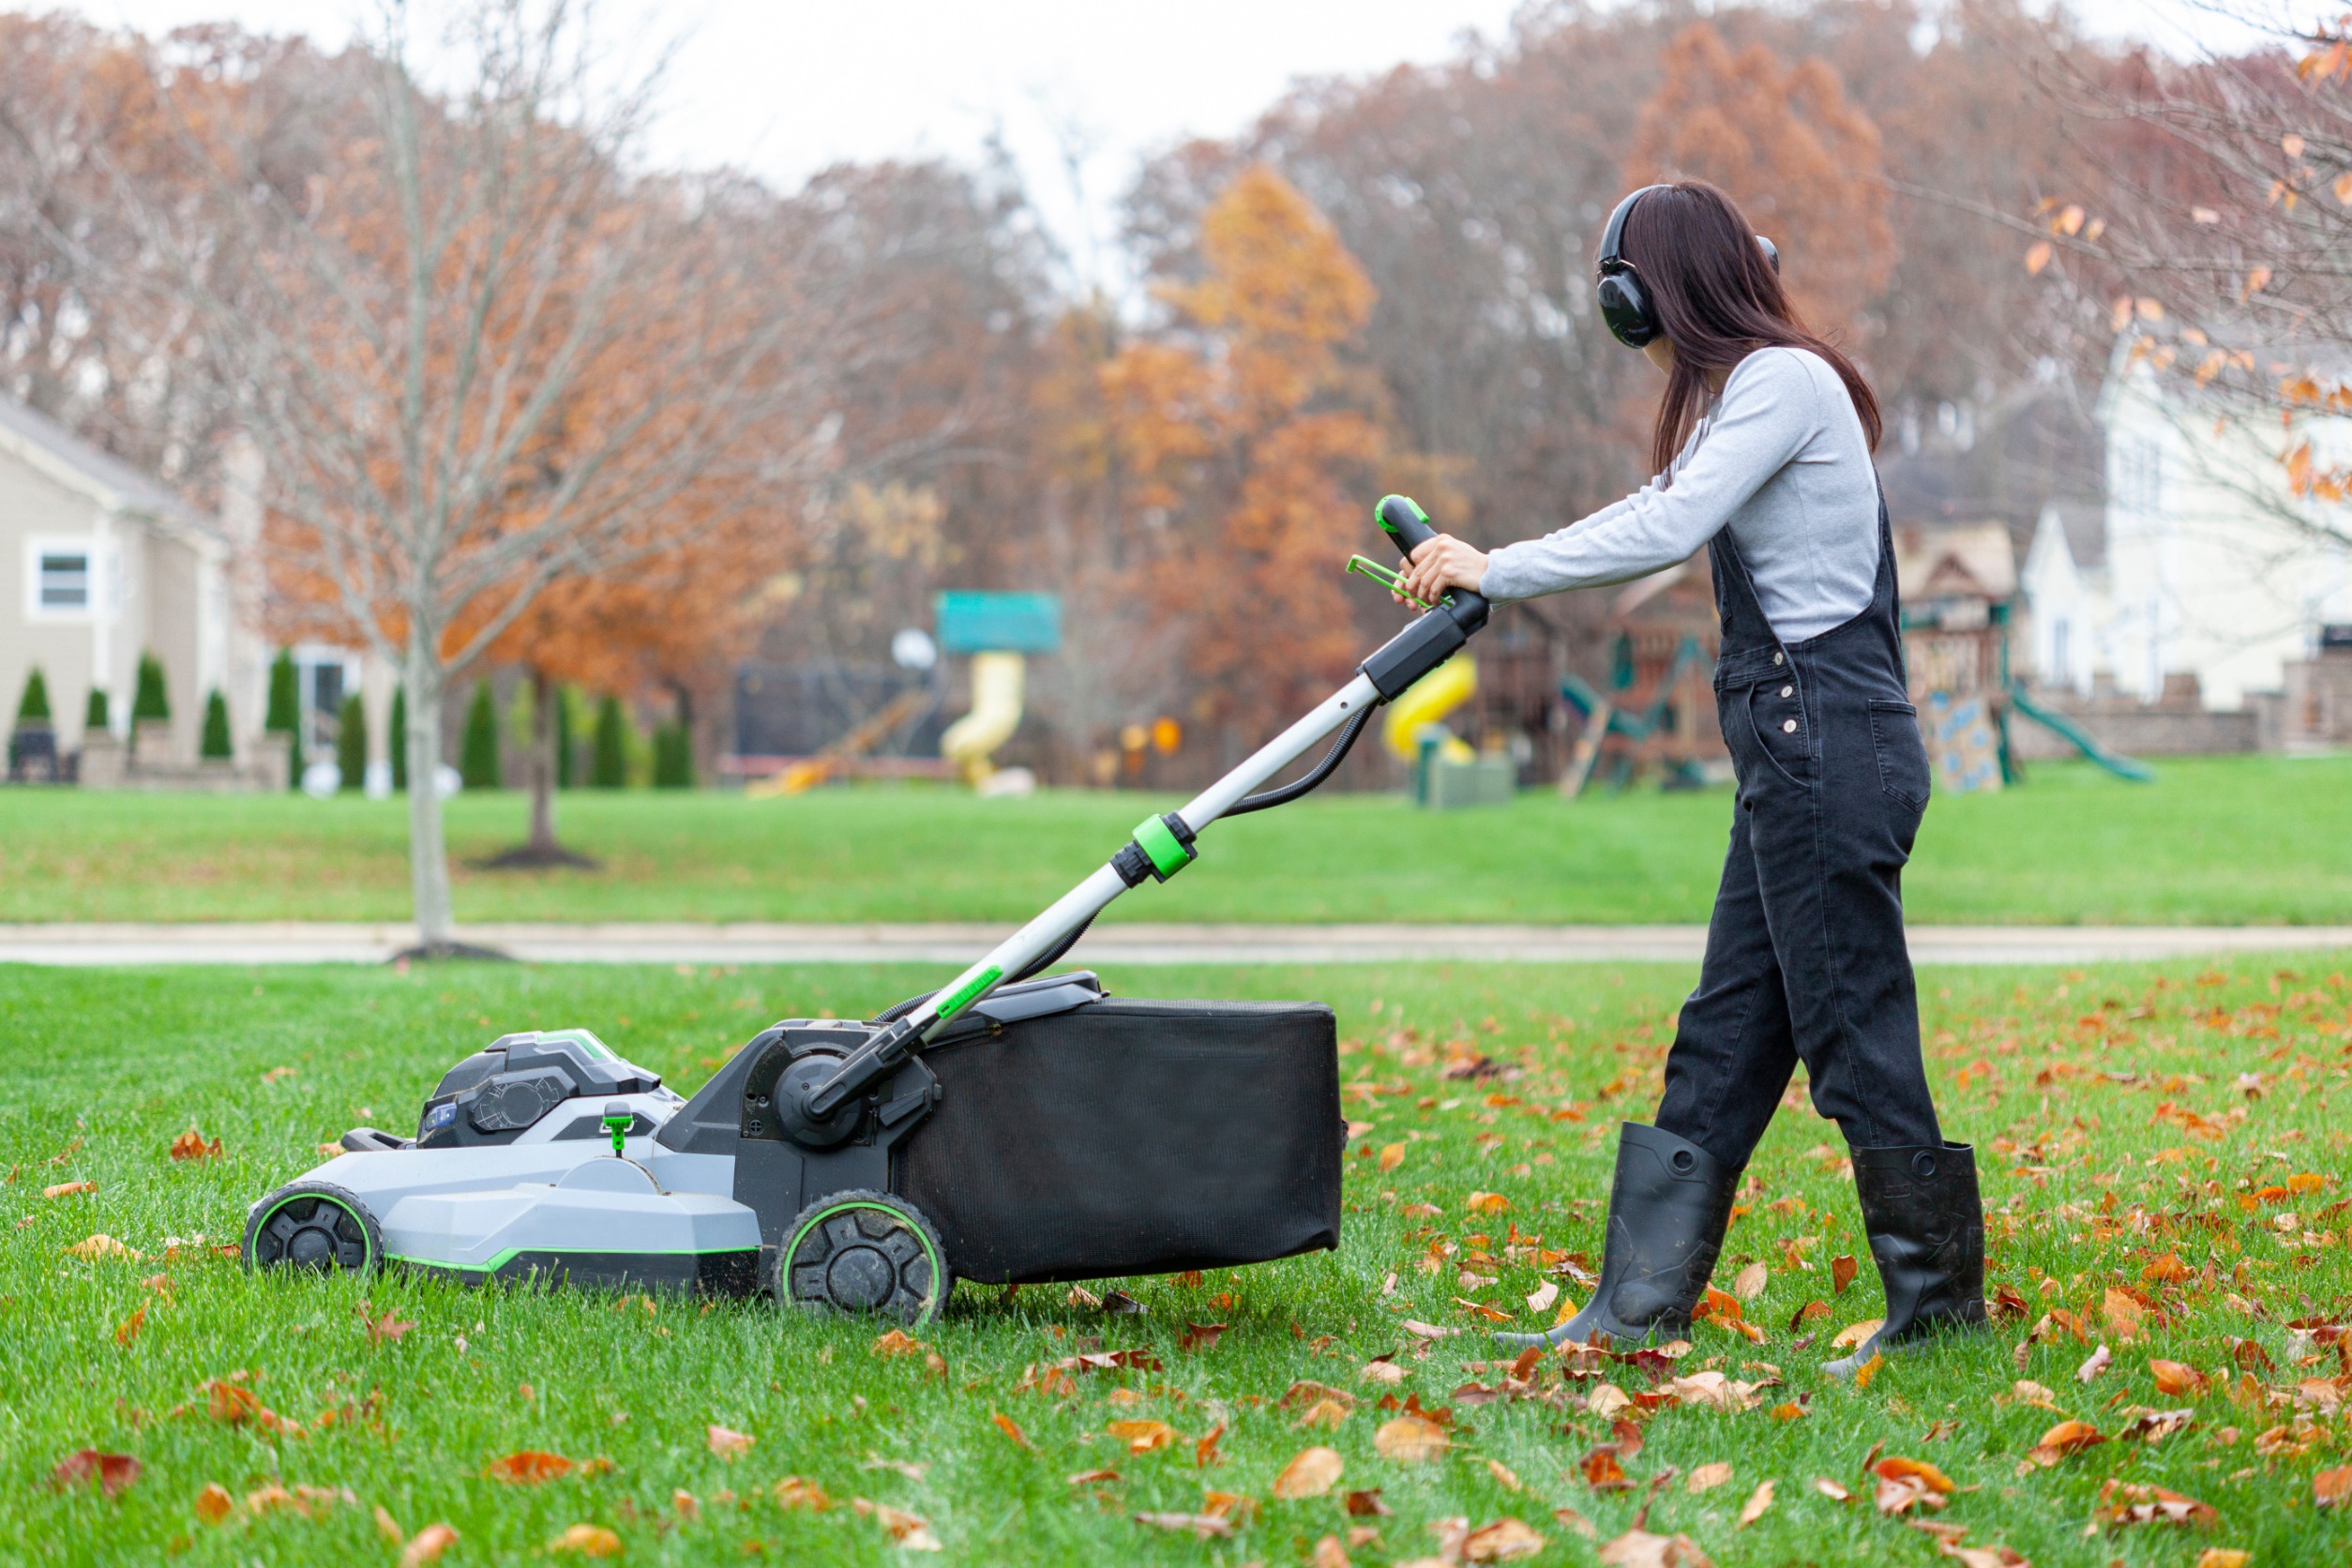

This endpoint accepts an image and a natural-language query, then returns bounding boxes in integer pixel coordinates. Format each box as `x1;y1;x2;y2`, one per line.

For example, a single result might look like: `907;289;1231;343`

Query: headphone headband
1594;183;1783;351
1597;184;1668;277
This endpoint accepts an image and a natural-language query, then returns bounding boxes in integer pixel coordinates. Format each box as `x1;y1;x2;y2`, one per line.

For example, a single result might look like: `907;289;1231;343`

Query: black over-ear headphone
1595;185;1781;350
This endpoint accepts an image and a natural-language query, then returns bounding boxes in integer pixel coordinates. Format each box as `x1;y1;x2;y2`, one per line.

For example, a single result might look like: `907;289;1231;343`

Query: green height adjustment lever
602;1102;632;1158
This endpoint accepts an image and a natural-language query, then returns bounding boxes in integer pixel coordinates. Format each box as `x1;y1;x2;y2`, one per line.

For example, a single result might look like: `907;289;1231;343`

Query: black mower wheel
776;1190;949;1327
245;1181;384;1274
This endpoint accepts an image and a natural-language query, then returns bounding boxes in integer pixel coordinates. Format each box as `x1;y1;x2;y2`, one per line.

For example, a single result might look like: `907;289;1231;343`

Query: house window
2051;618;2070;679
23;536;100;621
39;551;88;609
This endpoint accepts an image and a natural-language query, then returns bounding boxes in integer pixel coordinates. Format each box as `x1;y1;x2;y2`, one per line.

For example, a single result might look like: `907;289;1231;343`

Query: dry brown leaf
1815;1478;1853;1502
1581;1447;1629;1490
399;1524;459;1568
1273;1445;1345;1499
114;1306;145;1348
1739;1478;1775;1526
1831;1255;1859;1293
1066;1469;1119;1485
1686;1461;1733;1494
871;1329;927;1358
1526;1280;1559;1315
1196;1423;1228;1468
1360;1359;1409;1386
991;1411;1032;1449
705;1424;753;1459
1587;1382;1633;1418
63;1233;139;1260
1345;1486;1394;1516
1596;1527;1715;1567
2316;1465;2352;1507
1108;1419;1176;1455
1830;1319;1882;1350
1552;1504;1596;1539
1769;1401;1807;1422
52;1448;141;1498
1666;1370;1762;1411
195;1482;234;1524
488;1450;577;1484
1178;1321;1228;1353
1312;1533;1351;1568
2075;1344;2112;1384
45;1180;97;1199
2150;1359;2207;1397
1375;1414;1451;1464
2193;1552;2251;1568
774;1476;830;1511
1380;1143;1405;1172
547;1524;622;1558
1466;1191;1512;1214
2027;1420;2104;1466
1732;1261;1768;1301
1134;1511;1233;1539
362;1303;415;1347
1874;1456;1955;1493
1486;1458;1522;1491
1462;1517;1546;1561
170;1129;223;1161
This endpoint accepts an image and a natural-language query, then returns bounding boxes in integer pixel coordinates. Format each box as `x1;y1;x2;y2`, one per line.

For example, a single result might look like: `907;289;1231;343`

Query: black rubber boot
1493;1122;1737;1349
1824;1141;1989;1378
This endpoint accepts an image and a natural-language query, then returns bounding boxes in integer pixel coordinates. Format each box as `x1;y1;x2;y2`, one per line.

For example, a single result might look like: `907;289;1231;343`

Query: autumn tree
117;2;827;950
1625;23;1895;339
1097;165;1386;753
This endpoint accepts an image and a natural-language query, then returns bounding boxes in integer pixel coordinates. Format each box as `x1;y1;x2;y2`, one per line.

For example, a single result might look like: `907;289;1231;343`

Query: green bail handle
1346;553;1434;611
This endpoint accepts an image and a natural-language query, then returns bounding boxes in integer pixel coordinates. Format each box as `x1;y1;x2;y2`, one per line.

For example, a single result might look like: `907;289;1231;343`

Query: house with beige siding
0;395;266;767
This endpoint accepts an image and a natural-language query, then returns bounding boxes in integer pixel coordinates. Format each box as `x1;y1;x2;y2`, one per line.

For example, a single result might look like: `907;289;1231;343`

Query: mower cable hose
1007;911;1097;986
1223;704;1376;818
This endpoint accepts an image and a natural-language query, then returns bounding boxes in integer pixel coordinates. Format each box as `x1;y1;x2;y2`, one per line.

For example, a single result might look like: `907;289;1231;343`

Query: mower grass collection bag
902;996;1343;1285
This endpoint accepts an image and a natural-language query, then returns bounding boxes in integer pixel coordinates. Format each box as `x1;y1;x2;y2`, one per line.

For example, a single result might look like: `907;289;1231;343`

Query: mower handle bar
797;494;1486;1126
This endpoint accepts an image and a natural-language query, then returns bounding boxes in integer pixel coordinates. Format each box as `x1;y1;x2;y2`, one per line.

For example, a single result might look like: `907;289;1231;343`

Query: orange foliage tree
1089;165;1388;752
1626;23;1896;338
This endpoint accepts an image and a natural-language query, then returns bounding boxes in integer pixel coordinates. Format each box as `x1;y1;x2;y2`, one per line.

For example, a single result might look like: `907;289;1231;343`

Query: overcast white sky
87;0;2311;295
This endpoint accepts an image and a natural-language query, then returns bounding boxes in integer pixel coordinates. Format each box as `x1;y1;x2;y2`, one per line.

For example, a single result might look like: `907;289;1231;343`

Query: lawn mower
243;496;1491;1325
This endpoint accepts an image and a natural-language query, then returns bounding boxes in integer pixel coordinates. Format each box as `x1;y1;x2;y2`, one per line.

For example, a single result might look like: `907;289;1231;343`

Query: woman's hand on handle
1397;535;1489;607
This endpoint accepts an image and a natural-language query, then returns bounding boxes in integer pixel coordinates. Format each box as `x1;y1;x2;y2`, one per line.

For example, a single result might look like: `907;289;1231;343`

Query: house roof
0;393;204;535
1892;520;2016;603
2041;499;2105;571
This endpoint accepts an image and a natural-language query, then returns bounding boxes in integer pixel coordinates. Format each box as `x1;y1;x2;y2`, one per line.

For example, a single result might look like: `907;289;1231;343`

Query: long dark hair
1620;180;1881;476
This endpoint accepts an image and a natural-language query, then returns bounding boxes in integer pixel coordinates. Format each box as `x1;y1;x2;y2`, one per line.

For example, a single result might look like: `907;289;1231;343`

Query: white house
2061;333;2352;709
2018;499;2107;697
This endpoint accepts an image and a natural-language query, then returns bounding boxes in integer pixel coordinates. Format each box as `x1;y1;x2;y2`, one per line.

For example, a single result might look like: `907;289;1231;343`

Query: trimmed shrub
200;690;234;759
555;685;576;789
264;650;302;789
84;686;108;731
460;681;501;790
653;720;693;789
590;694;628;789
15;668;51;725
337;693;367;789
131;651;170;722
389;686;407;792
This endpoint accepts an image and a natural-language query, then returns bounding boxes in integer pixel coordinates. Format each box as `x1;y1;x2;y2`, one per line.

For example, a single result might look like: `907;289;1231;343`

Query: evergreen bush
131;651;170;723
590;694;628;789
460;681;501;790
200;690;234;759
337;693;367;789
15;667;51;725
84;686;108;731
264;650;303;788
653;720;693;789
389;686;407;792
555;685;575;789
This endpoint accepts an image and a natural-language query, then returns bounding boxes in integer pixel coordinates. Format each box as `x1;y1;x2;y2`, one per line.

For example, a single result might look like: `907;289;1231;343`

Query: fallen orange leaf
1108;1419;1176;1455
170;1129;223;1161
45;1181;97;1199
398;1523;459;1568
855;1500;942;1550
2150;1359;2207;1397
1271;1444;1344;1499
488;1450;577;1484
773;1476;830;1511
1466;1192;1512;1215
1376;1414;1452;1464
2316;1465;2352;1507
1462;1516;1546;1561
1832;1255;1859;1293
195;1482;234;1524
547;1523;622;1558
51;1449;141;1497
705;1424;752;1459
991;1411;1032;1449
115;1306;145;1347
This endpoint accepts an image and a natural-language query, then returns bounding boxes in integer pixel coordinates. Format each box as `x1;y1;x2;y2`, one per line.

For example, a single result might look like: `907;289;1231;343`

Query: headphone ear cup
1597;271;1658;349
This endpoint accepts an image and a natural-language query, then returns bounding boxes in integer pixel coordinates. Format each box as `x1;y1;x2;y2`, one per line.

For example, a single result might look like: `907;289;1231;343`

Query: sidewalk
3;921;2349;966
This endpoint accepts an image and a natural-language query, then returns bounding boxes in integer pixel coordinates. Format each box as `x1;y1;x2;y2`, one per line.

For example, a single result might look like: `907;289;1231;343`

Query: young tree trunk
403;638;456;949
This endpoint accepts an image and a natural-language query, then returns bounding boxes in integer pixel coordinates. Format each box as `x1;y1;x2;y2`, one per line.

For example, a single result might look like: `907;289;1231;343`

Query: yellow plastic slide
941;650;1026;779
1381;656;1476;761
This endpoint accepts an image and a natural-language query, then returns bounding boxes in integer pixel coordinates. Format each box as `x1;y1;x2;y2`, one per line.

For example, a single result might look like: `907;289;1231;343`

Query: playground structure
1558;561;1724;797
935;592;1059;786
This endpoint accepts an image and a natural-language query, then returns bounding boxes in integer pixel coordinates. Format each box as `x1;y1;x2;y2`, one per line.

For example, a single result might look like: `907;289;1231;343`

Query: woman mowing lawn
1397;179;1985;1377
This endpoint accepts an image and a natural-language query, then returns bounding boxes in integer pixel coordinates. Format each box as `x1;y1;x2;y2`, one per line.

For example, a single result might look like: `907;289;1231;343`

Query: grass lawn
1;751;2348;927
7;953;2351;1565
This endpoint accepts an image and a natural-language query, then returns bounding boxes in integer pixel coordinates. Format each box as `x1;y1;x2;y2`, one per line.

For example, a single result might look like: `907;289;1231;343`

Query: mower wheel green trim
777;1190;949;1327
245;1181;382;1274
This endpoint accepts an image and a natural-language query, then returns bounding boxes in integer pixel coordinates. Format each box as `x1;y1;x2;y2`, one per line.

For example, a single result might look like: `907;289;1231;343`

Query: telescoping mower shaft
798;495;1489;1127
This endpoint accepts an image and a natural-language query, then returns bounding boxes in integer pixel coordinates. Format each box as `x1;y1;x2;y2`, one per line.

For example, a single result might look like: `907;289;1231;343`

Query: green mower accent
1132;813;1196;879
1346;553;1434;610
936;965;1003;1022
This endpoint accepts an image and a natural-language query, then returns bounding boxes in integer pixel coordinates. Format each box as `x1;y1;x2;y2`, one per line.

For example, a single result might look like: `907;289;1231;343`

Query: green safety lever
1345;553;1434;610
601;1101;632;1158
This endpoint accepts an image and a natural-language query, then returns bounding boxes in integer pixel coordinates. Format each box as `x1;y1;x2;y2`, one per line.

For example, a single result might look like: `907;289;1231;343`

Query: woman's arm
1398;349;1820;605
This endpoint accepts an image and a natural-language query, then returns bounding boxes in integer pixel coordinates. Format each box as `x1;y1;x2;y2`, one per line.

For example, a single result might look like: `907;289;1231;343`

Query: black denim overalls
1651;484;1943;1168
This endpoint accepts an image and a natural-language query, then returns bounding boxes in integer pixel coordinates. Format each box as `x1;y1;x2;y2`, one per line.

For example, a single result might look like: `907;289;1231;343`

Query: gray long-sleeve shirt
1478;346;1879;642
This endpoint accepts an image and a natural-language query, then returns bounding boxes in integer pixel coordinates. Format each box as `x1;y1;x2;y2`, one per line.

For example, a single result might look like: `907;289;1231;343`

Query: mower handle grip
1376;493;1488;632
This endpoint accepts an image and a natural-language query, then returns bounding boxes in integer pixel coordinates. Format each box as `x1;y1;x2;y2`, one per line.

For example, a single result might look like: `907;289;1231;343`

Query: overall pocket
1868;700;1931;811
